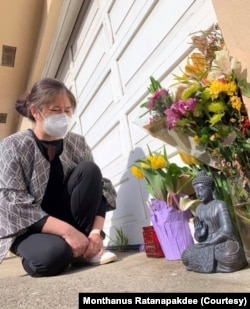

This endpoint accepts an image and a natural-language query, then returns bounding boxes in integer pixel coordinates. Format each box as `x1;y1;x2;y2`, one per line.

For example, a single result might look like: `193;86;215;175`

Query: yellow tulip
178;150;201;165
148;155;167;169
131;166;145;179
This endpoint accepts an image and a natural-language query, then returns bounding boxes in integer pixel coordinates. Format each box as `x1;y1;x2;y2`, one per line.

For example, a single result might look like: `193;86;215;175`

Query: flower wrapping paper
144;119;214;166
148;199;194;260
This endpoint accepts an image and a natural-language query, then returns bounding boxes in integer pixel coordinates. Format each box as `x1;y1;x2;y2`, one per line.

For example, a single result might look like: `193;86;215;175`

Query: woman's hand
42;216;90;257
63;229;90;258
83;234;104;260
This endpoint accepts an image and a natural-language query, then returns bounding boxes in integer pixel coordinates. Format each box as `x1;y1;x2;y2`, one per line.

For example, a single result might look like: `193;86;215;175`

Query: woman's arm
42;216;89;258
83;215;105;259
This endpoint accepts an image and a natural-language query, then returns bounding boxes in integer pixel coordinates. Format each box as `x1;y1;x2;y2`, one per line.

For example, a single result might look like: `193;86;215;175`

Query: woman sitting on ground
0;78;118;277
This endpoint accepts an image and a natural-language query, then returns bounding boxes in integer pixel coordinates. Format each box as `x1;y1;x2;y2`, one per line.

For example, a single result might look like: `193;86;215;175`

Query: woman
181;171;247;273
0;78;117;277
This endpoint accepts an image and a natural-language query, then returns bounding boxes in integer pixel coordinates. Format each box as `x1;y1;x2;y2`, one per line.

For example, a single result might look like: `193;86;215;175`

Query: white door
56;0;217;246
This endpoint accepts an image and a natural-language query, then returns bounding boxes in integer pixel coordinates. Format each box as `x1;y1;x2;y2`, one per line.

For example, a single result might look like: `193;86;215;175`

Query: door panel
56;0;217;245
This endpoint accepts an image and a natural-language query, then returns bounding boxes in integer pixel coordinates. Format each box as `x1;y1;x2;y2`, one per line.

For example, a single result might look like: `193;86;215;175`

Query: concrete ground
0;250;250;309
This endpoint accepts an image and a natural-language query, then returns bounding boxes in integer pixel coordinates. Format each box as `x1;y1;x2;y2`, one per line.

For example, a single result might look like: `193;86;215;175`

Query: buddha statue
181;171;248;273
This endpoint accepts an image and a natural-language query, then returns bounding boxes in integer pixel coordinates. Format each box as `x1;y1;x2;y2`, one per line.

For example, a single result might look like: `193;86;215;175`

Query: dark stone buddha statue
181;171;248;273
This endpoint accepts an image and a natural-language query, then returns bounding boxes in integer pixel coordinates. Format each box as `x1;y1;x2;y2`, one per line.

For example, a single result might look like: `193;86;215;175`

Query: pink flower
165;98;198;129
165;108;181;129
149;89;169;110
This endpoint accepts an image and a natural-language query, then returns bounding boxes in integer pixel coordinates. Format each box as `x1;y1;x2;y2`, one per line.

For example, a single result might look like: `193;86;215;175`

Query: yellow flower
140;162;150;169
226;81;237;96
209;80;237;99
147;155;167;169
231;96;242;111
185;53;206;78
178;150;201;165
131;146;195;203
209;80;227;99
131;166;144;179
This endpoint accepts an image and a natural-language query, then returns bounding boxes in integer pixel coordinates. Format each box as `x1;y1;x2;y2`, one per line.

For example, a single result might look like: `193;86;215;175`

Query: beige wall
0;0;64;139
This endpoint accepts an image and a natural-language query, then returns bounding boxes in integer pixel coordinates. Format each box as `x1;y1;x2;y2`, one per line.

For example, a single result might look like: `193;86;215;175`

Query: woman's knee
20;235;73;277
67;161;102;193
77;161;102;179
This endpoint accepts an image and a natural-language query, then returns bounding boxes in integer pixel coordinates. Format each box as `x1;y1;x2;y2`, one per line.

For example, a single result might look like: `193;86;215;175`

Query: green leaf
146;144;153;156
239;78;250;98
142;168;168;201
149;76;162;93
179;196;200;212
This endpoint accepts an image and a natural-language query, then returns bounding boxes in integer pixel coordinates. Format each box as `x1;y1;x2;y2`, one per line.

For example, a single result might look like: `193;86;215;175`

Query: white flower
213;49;232;75
207;49;242;81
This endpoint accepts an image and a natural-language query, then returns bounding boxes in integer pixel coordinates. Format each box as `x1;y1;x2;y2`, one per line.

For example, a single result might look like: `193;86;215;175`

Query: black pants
11;161;106;277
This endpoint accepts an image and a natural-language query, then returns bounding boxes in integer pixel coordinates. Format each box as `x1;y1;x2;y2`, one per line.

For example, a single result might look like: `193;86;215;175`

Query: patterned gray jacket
0;129;116;262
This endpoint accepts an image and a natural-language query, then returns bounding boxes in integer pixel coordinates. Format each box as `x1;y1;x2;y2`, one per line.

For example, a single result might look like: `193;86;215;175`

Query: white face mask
40;112;71;138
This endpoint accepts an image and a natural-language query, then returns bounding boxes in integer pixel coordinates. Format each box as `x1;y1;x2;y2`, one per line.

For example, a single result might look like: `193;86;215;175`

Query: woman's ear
30;104;41;121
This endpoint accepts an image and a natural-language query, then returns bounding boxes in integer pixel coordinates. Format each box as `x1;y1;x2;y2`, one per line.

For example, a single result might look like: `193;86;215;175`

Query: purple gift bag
148;199;194;260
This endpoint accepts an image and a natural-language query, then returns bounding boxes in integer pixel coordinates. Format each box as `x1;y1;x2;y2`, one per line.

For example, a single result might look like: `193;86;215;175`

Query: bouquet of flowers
131;146;199;260
140;24;250;181
138;24;250;256
131;145;196;209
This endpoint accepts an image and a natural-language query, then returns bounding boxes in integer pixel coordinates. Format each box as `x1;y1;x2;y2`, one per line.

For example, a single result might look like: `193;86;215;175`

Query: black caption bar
79;293;249;307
